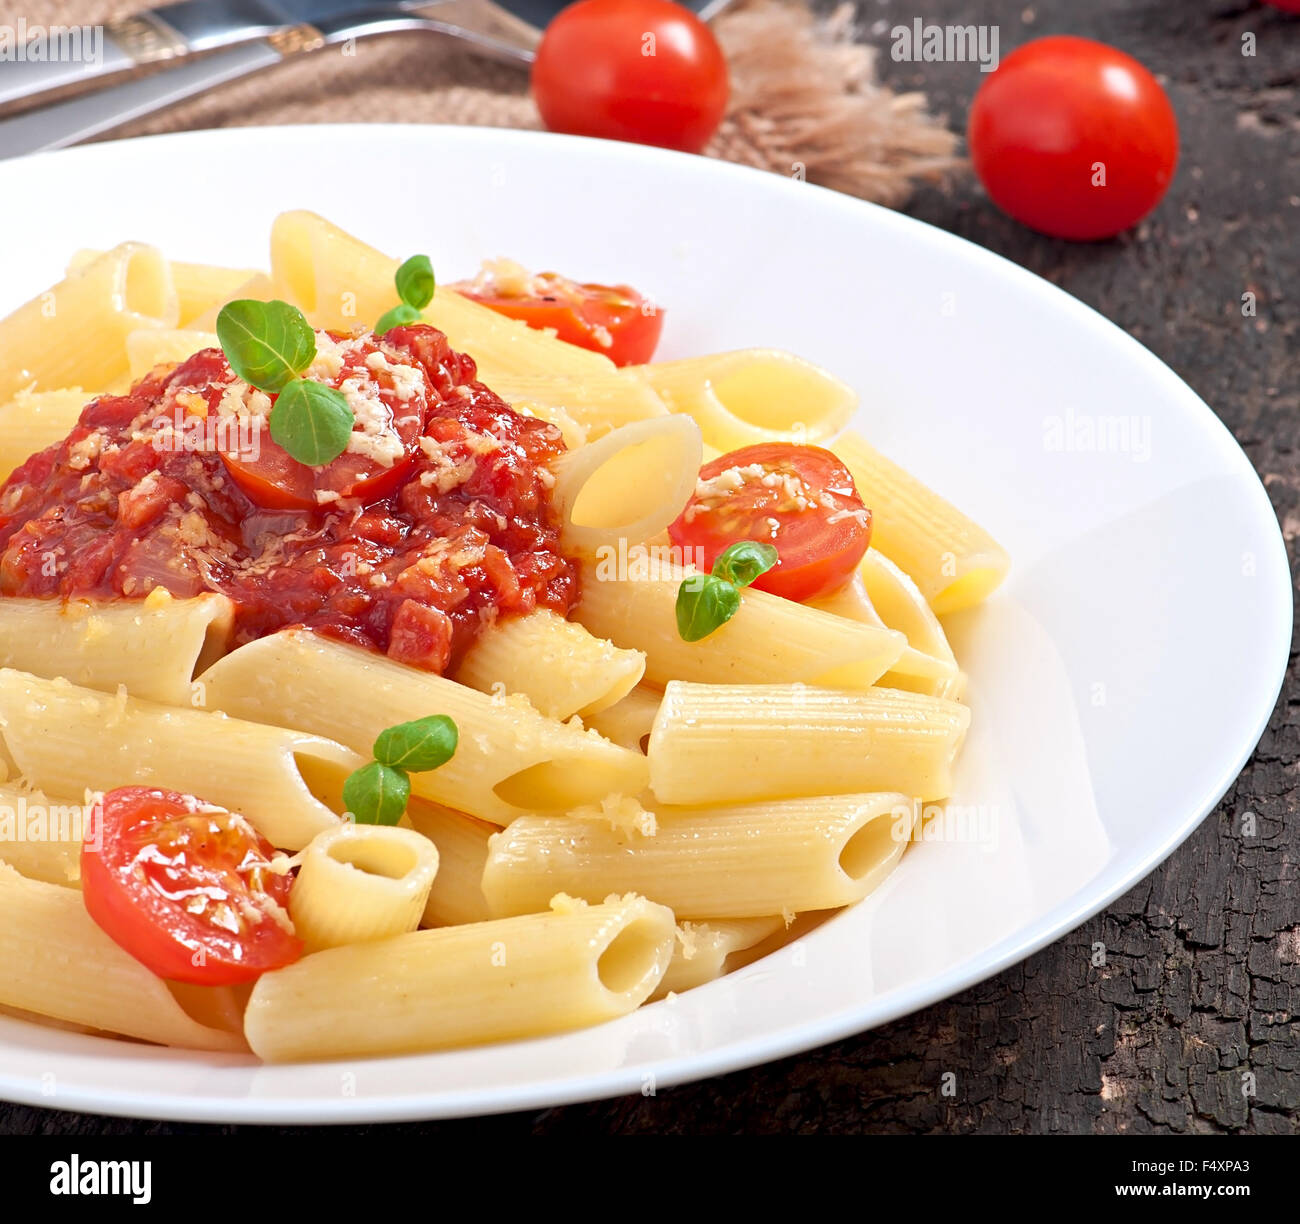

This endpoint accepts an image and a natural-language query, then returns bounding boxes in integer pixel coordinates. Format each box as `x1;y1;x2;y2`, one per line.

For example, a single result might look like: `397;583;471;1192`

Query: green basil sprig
343;714;459;825
215;299;354;466
376;254;436;335
675;541;778;642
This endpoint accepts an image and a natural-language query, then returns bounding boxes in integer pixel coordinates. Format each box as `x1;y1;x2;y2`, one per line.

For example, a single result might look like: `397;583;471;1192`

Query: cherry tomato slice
454;267;664;367
531;0;729;154
219;334;429;511
81;786;302;986
967;36;1178;241
668;443;872;602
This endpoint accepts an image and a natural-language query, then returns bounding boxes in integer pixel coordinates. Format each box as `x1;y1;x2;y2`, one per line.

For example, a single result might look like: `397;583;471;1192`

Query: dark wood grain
1;0;1296;1136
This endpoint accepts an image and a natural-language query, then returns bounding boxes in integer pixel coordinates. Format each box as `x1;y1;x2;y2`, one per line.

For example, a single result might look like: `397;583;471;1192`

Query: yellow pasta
648;681;970;805
0;244;178;401
404;799;495;927
0;387;92;481
290;824;439;950
482;792;914;919
634;349;856;451
244;894;675;1060
833;430;1010;615
453;609;645;720
652;916;785;1000
574;558;906;689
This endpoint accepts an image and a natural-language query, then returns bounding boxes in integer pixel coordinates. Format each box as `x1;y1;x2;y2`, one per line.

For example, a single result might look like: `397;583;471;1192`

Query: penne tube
453;609;645;720
0;387;91;481
197;630;650;824
0;782;85;886
0;244;178;401
549;415;702;556
0;591;234;707
404;798;495;927
70;250;261;329
574;558;906;689
0;864;245;1051
483;792;914;919
0;669;357;850
125;327;218;380
651;916;785;1000
244;893;676;1061
810;554;965;700
584;684;662;753
488;370;668;438
832;430;1009;615
290;824;439;951
648;681;970;804
187;272;275;331
633;350;856;451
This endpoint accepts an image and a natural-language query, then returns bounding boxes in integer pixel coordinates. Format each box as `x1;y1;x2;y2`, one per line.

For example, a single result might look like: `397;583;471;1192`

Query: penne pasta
453;608;645;720
0;782;85;887
0;387;92;481
483;792;914;919
487;369;668;438
0;669;357;850
652;916;785;1000
648;681;970;804
549;415;702;555
0;590;233;707
832;430;1010;615
0;244;178;401
633;349;856;451
125;327;219;380
0;864;245;1051
404;798;495;928
244;894;676;1061
197;630;649;824
584;684;662;753
290;824;439;951
70;250;261;329
574;558;906;689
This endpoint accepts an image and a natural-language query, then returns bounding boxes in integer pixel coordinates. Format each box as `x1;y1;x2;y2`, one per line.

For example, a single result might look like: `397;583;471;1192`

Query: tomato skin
532;0;729;154
455;272;664;366
668;443;871;602
968;36;1178;241
81;787;302;986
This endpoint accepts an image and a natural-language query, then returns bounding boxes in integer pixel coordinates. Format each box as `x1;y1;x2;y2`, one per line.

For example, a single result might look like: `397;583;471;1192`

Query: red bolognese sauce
0;324;577;673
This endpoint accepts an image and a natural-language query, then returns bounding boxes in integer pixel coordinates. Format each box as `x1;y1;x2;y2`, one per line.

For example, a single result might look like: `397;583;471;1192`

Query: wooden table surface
4;0;1297;1136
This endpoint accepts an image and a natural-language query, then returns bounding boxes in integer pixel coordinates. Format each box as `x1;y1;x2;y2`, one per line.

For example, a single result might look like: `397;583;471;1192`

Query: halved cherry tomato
81;787;302;986
531;0;729;154
668;443;871;602
453;266;664;366
968;36;1178;241
221;422;420;511
219;334;429;511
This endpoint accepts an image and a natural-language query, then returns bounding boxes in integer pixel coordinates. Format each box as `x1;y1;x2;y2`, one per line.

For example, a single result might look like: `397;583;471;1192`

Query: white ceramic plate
0;126;1289;1123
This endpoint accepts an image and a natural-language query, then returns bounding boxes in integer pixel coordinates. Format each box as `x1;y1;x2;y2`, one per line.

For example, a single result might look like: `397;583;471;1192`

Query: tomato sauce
0;325;577;672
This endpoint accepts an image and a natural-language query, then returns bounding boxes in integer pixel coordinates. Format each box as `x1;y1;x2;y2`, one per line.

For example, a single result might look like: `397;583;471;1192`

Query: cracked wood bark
2;0;1296;1136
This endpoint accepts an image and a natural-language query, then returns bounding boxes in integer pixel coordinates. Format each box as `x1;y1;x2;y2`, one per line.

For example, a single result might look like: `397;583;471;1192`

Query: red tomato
81;787;302;986
221;420;419;511
668;443;871;601
454;269;664;366
967;36;1179;241
532;0;729;154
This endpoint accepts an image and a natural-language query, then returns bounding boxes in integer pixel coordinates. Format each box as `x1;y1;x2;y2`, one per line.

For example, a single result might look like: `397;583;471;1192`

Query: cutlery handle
0;41;287;160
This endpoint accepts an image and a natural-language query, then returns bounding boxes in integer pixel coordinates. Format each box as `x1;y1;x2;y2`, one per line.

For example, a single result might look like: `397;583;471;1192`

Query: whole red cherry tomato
967;36;1179;241
532;0;729;154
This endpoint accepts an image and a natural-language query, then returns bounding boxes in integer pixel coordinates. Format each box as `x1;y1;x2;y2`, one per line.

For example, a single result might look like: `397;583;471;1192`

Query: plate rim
0;123;1290;1124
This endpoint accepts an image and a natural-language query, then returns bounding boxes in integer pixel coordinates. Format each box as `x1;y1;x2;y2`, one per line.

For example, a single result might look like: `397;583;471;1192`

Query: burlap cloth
4;0;961;206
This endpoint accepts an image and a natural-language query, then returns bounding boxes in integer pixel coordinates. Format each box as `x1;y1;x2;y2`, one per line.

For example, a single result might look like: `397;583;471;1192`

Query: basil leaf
268;378;355;466
675;573;742;642
375;302;422;336
216;299;316;393
713;541;779;589
373;715;458;773
343;761;410;826
395;255;436;310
